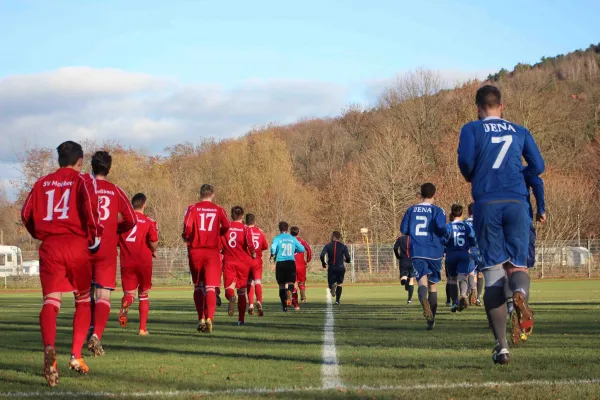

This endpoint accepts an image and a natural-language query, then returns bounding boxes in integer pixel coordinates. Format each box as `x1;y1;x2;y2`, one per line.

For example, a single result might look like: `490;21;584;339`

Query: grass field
1;281;600;399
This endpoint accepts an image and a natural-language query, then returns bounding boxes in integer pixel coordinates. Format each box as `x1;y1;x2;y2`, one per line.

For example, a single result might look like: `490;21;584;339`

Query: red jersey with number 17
21;168;103;243
119;211;158;268
182;201;229;250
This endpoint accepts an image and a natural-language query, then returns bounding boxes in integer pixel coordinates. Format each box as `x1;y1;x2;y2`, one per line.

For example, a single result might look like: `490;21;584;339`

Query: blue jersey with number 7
400;203;447;260
457;117;544;202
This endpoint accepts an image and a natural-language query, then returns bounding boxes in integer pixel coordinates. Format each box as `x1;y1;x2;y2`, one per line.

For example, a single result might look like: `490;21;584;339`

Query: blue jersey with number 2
271;233;305;262
400;203;447;260
457;117;544;202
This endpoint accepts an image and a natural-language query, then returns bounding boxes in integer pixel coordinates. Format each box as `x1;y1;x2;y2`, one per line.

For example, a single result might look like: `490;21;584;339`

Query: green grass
1;281;599;399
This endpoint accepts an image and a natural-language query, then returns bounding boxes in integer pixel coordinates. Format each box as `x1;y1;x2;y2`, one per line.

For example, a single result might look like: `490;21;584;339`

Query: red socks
194;286;205;320
299;282;306;292
225;287;235;301
139;294;149;331
93;298;111;340
292;288;299;308
237;289;246;323
205;287;217;321
72;294;91;358
247;283;255;305
40;298;61;349
255;282;263;303
122;293;135;309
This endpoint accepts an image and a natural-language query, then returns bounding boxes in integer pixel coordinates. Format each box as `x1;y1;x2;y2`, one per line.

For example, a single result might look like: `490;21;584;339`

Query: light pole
360;228;373;274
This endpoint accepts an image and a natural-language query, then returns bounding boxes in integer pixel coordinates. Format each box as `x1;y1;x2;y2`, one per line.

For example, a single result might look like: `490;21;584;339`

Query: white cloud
0;67;350;166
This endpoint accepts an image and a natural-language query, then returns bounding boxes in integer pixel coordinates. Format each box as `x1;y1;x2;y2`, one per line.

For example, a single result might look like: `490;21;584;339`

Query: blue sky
0;0;598;198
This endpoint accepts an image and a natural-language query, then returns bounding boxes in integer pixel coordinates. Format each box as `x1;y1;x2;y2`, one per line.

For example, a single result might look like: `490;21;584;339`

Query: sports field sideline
1;280;599;399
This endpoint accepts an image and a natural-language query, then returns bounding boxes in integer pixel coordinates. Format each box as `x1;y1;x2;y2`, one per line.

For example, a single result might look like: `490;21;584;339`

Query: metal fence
3;239;600;289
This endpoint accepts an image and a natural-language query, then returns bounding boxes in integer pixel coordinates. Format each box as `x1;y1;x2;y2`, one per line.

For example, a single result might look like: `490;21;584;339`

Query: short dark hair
476;85;502;110
420;183;436;199
132;193;147;210
57;141;83;168
290;226;300;236
450;204;464;220
200;184;214;199
91;151;112;176
468;202;474;216
245;214;256;225
279;221;289;232
231;206;244;220
332;231;341;241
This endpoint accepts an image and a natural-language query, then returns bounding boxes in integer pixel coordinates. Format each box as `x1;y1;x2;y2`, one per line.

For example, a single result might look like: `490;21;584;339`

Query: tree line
2;44;600;250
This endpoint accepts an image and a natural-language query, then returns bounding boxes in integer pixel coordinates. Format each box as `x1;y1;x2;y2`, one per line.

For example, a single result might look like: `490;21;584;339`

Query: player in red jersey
221;206;257;325
182;184;229;333
291;226;312;308
21;141;103;386
85;151;136;356
245;214;269;317
117;193;159;335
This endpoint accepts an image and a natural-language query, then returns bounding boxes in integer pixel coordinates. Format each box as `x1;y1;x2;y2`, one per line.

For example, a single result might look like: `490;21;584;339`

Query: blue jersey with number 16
457;117;545;203
445;221;475;253
400;203;447;260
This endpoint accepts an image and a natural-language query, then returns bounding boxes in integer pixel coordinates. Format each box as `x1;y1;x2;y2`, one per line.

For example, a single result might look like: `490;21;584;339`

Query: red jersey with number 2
119;211;158;268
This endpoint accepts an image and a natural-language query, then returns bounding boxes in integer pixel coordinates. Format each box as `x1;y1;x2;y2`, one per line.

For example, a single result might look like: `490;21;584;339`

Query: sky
0;0;598;199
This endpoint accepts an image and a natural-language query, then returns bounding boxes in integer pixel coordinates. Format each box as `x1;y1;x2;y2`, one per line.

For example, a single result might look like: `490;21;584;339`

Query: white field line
2;378;600;397
322;287;344;389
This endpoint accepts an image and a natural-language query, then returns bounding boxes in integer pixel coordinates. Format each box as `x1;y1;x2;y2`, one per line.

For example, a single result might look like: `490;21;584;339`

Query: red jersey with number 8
182;201;229;249
119;212;159;268
221;221;256;263
21;168;103;242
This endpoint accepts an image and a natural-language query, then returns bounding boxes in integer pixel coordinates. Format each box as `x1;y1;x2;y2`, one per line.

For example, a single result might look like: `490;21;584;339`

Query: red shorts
249;259;263;282
39;235;91;297
121;265;152;292
189;249;222;287
296;262;307;283
91;255;117;290
223;261;251;289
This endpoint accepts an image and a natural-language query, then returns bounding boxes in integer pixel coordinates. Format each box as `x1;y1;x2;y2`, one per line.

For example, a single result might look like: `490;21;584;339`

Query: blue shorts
473;199;530;269
412;258;442;283
446;251;473;276
527;224;536;268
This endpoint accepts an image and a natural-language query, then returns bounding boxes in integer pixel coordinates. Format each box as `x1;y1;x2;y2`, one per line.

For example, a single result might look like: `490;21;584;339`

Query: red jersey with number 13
88;176;137;261
182;201;229;249
119;211;158;268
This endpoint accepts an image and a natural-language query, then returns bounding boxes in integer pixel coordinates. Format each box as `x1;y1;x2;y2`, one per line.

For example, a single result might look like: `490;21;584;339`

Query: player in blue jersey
508;174;546;344
458;85;545;365
444;204;476;312
400;183;447;330
270;221;305;312
465;203;484;307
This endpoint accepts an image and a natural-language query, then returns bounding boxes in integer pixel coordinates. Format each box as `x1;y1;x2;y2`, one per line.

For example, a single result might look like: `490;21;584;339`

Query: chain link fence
2;239;599;289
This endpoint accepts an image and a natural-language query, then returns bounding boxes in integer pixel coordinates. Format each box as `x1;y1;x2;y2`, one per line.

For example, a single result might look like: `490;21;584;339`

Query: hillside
3;43;600;249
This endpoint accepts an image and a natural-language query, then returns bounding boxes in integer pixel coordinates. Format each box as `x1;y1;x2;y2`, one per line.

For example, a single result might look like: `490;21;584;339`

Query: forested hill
2;44;599;249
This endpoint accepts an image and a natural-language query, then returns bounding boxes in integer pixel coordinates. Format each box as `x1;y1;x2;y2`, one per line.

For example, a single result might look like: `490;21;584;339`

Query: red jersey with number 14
21;168;103;243
221;221;256;263
119;211;158;268
294;237;312;266
182;201;229;250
